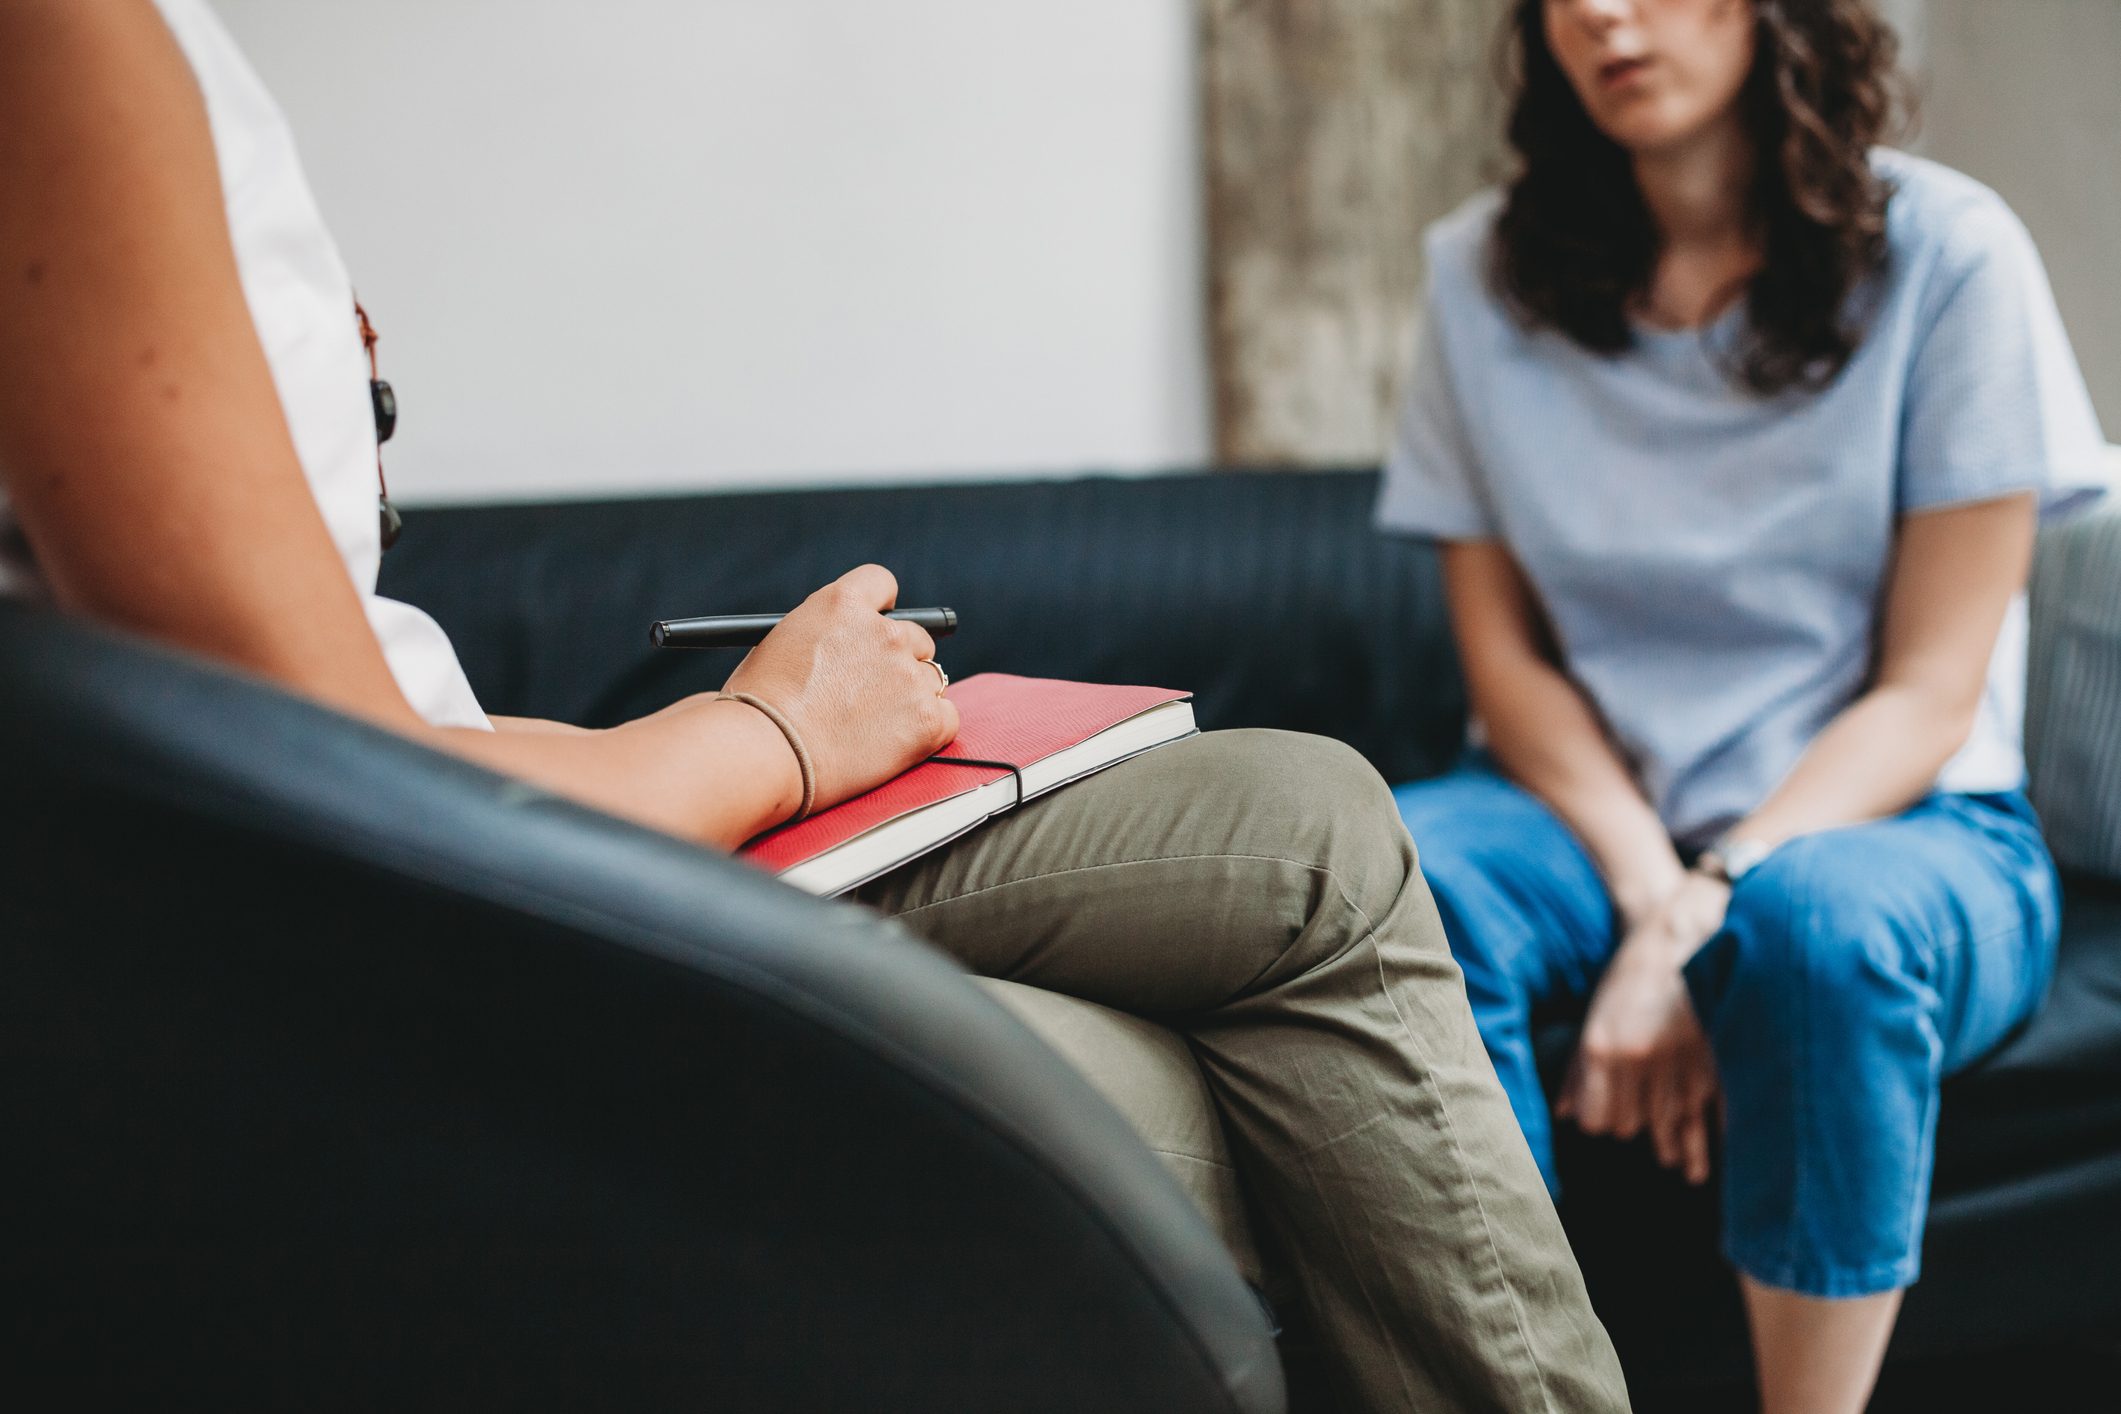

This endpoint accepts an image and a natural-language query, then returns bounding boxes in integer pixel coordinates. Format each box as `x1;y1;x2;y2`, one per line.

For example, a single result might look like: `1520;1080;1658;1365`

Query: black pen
651;607;959;650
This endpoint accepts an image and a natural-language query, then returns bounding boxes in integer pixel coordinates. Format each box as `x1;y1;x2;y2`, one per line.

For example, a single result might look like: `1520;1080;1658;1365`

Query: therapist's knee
1202;729;1414;914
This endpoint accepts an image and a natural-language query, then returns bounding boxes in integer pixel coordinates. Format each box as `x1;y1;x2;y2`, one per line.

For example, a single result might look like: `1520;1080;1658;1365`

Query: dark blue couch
380;468;2121;1406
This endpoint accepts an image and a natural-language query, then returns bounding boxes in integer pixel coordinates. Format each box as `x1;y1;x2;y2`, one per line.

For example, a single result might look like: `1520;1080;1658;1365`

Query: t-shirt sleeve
1376;278;1498;540
1898;199;2110;521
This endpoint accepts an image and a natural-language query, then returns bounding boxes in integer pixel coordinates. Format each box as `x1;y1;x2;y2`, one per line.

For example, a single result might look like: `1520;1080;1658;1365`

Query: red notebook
745;674;1197;896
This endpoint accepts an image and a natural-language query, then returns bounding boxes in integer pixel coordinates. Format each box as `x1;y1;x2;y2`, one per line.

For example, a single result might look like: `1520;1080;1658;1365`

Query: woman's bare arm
489;716;596;735
0;0;951;848
0;1;417;716
1727;494;2038;848
1537;496;2036;1163
1442;540;1688;922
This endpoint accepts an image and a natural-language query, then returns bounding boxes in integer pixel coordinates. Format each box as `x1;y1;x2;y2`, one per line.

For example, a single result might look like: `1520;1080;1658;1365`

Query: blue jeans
1393;760;2061;1298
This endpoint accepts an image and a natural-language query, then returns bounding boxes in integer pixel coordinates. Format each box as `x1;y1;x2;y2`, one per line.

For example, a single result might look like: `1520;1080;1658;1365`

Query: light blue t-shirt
1378;151;2110;847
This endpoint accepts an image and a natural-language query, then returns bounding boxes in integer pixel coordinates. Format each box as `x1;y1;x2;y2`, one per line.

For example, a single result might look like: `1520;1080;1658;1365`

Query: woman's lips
1599;55;1653;88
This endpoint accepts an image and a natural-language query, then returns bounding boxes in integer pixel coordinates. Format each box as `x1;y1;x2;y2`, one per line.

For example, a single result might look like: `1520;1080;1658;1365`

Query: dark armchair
0;602;1284;1413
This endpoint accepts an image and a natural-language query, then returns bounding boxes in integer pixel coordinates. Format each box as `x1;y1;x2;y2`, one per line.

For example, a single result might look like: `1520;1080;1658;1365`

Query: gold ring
924;658;949;695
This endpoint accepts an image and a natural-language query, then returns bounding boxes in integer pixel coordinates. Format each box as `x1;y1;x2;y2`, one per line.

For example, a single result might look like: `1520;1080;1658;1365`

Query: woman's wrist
1553;786;1690;931
1608;854;1690;932
1622;872;1733;967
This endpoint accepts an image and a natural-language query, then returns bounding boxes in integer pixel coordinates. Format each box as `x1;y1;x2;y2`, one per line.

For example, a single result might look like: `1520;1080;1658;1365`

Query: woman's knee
1393;772;1594;955
1691;834;1926;1038
1393;768;1573;888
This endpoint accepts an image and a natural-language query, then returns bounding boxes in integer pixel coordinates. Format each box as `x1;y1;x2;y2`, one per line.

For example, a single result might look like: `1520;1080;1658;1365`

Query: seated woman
1383;2;2108;1411
0;3;1630;1410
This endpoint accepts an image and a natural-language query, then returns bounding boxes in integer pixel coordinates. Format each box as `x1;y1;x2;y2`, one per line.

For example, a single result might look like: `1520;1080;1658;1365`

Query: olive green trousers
860;729;1629;1413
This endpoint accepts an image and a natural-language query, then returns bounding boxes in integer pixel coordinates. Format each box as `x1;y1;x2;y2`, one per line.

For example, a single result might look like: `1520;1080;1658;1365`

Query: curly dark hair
1492;0;1906;395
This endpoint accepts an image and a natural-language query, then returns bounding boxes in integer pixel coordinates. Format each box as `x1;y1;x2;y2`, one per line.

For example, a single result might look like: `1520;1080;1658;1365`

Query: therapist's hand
723;564;960;815
1559;871;1729;1185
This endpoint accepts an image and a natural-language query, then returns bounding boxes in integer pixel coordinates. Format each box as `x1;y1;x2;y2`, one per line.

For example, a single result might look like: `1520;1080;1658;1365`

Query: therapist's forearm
1730;683;1976;849
489;714;594;736
430;695;801;849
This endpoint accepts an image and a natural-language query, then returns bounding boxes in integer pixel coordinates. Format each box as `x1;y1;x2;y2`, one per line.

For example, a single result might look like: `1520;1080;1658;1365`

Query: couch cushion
2027;461;2121;881
377;471;1467;786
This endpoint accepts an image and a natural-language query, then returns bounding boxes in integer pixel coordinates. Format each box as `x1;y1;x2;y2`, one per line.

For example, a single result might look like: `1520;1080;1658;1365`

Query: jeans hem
1726;1243;1920;1300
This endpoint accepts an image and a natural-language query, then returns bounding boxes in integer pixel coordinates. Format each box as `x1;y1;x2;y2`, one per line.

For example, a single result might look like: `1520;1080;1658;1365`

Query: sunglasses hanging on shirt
354;297;403;551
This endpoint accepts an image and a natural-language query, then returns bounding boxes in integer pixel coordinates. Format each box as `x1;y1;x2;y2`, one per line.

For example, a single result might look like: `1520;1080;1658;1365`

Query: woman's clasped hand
1559;871;1732;1187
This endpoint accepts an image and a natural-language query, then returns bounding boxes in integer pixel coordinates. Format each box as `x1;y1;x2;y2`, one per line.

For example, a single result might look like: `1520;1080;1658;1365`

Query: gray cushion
2027;457;2121;880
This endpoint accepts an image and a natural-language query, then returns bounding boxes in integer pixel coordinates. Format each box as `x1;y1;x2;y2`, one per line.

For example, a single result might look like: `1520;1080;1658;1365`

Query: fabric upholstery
377;470;1466;786
380;466;2121;1390
2028;479;2121;880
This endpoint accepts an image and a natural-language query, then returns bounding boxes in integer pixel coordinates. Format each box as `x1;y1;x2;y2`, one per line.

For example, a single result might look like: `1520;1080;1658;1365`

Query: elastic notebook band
929;757;1026;814
717;691;815;822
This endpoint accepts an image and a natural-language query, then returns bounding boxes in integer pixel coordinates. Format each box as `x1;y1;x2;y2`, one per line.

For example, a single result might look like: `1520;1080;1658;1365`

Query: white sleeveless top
0;0;489;730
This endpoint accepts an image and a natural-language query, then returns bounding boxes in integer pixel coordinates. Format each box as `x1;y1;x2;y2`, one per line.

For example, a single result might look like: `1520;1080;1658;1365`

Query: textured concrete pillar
1203;0;1511;466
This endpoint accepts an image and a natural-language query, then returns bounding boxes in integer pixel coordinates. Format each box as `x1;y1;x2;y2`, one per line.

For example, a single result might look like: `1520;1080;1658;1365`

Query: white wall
1913;0;2121;435
216;0;1211;504
217;1;2117;505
